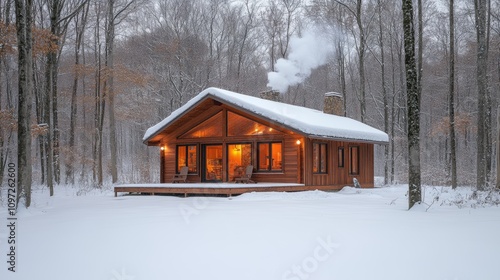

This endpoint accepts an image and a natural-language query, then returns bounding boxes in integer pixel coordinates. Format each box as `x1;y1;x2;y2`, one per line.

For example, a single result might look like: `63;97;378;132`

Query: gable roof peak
143;87;389;144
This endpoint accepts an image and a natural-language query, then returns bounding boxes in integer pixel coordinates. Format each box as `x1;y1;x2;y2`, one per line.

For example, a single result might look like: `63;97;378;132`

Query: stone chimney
259;90;282;102
324;92;344;116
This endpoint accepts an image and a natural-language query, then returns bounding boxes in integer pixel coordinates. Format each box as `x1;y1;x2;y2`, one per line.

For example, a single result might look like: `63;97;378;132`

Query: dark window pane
320;143;327;173
350;146;359;175
338;147;344;168
313;143;327;174
313;143;319;173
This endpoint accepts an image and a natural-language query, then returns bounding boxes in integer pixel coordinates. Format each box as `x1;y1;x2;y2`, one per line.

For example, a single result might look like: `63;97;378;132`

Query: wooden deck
113;183;350;197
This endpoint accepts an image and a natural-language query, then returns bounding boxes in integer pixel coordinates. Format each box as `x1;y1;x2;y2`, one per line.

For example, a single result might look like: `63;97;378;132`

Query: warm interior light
296;140;301;145
160;146;165;151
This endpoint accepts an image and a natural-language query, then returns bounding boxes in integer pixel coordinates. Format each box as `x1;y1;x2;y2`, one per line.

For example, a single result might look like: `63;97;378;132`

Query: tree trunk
34;63;46;185
484;0;492;185
402;0;421;209
67;51;79;184
356;0;366;122
92;3;104;187
96;42;105;187
0;9;14;187
474;0;488;191
497;105;500;189
66;6;88;184
106;0;118;184
337;41;347;117
0;93;14;190
417;0;423;99
44;50;55;196
15;0;34;207
377;0;389;185
47;0;62;186
449;0;457;189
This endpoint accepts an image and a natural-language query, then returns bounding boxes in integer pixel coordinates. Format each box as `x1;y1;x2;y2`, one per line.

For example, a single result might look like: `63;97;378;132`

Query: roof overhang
143;87;389;145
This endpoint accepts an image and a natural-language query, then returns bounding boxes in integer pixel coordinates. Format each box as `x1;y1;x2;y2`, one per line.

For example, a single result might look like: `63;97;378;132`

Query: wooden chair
235;165;255;183
172;166;189;183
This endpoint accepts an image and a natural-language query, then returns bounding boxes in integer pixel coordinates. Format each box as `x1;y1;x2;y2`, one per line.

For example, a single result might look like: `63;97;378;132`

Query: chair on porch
235;165;255;184
172;166;189;183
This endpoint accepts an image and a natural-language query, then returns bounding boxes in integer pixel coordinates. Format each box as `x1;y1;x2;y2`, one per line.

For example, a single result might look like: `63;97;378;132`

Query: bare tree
402;0;421;208
93;0;104;186
262;0;301;69
377;0;390;185
66;0;89;184
334;0;372;122
448;0;457;189
105;0;137;184
0;3;15;188
491;3;500;189
474;0;490;191
15;0;34;207
41;0;89;194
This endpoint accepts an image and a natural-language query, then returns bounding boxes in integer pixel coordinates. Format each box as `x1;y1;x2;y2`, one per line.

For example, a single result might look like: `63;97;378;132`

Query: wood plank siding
304;139;374;189
153;102;375;189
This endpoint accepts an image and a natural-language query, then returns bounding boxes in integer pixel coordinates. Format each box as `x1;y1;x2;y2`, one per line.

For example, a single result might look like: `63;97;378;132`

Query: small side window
349;146;359;175
338;147;344;168
313;142;328;174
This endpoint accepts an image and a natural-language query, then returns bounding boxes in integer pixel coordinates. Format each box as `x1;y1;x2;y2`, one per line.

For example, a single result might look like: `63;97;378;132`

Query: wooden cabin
143;87;388;191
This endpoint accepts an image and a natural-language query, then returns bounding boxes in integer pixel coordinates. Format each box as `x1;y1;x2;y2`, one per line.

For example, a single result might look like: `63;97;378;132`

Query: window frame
349;146;360;175
178;111;223;139
338;146;345;168
227;142;253;180
176;144;198;174
227;111;283;136
313;142;328;174
257;141;283;172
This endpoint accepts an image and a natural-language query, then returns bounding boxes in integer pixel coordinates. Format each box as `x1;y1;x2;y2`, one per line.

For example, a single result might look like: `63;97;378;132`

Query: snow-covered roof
143;87;389;144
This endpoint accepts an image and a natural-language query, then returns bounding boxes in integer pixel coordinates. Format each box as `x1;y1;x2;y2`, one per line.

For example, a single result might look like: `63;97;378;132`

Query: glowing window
228;144;252;180
257;142;282;171
227;111;282;136
177;145;197;173
179;112;223;139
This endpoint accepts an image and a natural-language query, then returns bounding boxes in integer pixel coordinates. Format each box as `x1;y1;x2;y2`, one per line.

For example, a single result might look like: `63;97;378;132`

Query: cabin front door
202;144;223;182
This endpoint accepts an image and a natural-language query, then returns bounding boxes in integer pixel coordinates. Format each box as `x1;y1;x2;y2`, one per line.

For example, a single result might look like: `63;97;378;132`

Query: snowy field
1;183;499;280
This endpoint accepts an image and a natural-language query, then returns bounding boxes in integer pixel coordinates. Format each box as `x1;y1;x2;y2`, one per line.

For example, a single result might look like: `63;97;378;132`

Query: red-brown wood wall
155;105;375;188
303;138;374;189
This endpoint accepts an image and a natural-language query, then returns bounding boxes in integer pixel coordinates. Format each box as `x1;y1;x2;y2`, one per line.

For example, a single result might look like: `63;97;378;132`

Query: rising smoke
267;26;336;93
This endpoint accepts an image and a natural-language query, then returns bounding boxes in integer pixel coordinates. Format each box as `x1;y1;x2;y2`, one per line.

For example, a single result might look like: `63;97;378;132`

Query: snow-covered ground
1;184;499;280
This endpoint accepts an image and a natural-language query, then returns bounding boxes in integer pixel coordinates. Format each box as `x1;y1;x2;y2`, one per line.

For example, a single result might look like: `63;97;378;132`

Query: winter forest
1;0;499;206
